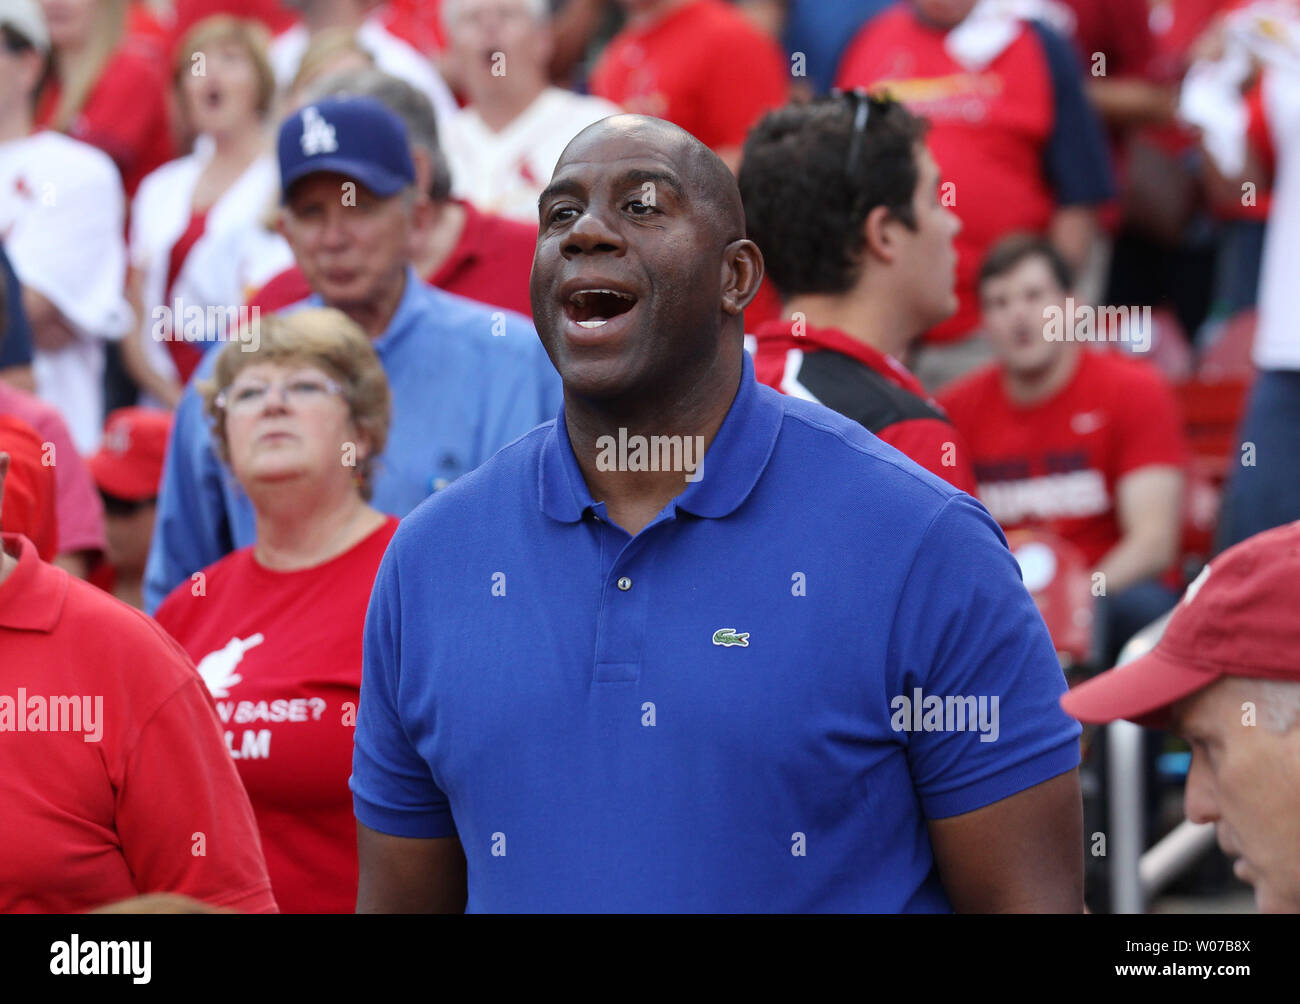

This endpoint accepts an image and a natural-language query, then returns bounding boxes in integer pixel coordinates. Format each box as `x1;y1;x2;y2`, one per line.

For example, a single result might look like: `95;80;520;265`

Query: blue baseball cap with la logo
277;96;416;202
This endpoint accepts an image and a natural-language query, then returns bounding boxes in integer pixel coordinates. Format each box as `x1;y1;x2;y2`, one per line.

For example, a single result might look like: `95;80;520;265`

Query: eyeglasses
216;373;345;415
836;88;873;176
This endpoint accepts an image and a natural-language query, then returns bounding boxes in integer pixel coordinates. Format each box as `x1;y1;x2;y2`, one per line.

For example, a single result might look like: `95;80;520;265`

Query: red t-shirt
171;0;298;50
35;38;174;198
380;0;447;56
752;318;979;494
589;0;790;152
938;349;1188;566
154;517;399;914
838;6;1112;343
250;200;536;317
0;533;277;913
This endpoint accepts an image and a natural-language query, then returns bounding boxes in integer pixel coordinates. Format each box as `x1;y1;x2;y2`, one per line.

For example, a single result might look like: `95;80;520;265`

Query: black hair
738;94;929;299
978;232;1073;293
0;24;33;53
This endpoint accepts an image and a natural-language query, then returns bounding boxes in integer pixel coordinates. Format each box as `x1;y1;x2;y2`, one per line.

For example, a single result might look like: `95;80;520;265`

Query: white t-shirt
271;18;459;127
1253;63;1300;370
0;131;132;453
442;88;622;223
130;142;280;388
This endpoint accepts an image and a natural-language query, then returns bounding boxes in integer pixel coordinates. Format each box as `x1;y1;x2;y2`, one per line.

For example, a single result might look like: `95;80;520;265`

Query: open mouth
564;289;637;329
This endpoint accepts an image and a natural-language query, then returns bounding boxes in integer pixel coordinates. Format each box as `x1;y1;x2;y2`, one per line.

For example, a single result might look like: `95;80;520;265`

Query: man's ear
720;238;765;316
410;149;434;200
862;204;899;266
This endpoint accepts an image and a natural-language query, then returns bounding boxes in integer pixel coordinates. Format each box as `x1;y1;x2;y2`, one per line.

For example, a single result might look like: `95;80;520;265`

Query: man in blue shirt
143;97;559;611
352;114;1083;912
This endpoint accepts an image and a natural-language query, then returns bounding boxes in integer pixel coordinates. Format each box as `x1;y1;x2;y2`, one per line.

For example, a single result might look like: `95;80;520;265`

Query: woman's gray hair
305;68;454;201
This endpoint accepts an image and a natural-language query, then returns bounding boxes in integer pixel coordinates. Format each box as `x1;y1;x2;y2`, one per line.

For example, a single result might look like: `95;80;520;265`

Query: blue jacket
144;268;560;612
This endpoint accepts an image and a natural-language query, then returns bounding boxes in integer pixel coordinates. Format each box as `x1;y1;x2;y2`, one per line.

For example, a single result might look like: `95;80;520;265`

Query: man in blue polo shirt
352;114;1084;913
143;97;558;612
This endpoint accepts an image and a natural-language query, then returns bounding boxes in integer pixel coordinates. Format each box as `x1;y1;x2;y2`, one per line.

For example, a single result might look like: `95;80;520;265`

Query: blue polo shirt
352;351;1080;912
143;267;560;612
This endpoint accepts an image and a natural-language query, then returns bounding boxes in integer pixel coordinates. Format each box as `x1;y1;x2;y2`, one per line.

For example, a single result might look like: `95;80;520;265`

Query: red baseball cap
1062;520;1300;729
0;414;57;561
89;407;173;502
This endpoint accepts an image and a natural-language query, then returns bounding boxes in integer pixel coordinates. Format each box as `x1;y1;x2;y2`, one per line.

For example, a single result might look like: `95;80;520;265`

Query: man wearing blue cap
143;96;560;611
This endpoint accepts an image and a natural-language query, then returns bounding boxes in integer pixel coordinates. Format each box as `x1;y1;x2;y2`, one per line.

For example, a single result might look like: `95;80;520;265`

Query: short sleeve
351;541;457;838
878;417;980;496
1112;363;1188;477
888;494;1081;819
1032;20;1116;207
116;672;278;912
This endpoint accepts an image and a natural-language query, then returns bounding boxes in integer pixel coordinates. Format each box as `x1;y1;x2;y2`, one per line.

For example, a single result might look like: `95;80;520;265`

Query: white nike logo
1070;410;1107;435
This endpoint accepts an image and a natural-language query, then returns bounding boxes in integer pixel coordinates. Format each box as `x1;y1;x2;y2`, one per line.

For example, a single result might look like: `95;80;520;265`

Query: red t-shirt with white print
938;349;1188;567
154;517;399;913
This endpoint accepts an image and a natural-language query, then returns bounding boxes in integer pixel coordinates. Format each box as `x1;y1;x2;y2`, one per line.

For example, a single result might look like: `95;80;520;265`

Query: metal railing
1105;610;1218;913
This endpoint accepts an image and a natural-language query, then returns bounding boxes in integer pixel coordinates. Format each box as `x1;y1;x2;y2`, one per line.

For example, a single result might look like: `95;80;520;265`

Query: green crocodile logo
712;628;749;647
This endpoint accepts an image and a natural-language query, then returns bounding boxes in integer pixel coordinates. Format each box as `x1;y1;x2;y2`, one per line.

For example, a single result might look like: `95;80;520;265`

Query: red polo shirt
249;200;536;317
752;318;978;495
0;533;277;913
589;0;789;152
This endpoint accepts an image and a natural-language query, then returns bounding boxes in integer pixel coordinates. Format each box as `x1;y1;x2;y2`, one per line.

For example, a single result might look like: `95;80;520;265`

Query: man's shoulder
9;131;119;189
407;281;537;345
388;422;554;550
134;154;202;210
1084;347;1171;390
769;388;962;511
936;361;1003;415
62;571;198;682
844;3;918;52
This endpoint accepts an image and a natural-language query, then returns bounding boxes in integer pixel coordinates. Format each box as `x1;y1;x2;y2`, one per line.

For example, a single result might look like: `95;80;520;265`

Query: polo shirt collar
427;200;485;291
539;350;783;524
0;533;66;633
753;317;927;397
310;265;425;350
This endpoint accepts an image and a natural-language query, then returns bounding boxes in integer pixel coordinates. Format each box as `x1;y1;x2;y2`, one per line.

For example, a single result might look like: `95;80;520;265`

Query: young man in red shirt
589;0;790;172
0;416;276;913
939;234;1188;659
739;93;976;494
837;0;1114;389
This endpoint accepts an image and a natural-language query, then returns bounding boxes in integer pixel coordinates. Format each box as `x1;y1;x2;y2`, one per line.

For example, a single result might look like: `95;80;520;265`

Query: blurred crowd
1;0;1298;913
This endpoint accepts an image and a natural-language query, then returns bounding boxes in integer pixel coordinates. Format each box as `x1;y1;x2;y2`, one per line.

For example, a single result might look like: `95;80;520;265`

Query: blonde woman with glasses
154;307;397;914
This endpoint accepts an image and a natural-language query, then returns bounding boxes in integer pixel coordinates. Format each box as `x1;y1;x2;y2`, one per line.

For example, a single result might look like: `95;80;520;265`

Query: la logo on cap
300;106;338;157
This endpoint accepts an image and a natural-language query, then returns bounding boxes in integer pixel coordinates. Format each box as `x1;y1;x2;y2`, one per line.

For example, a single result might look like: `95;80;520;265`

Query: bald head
557;115;746;242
